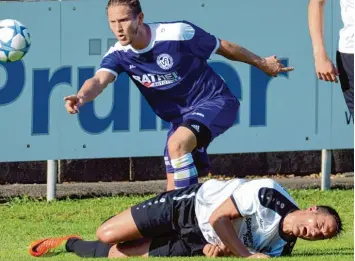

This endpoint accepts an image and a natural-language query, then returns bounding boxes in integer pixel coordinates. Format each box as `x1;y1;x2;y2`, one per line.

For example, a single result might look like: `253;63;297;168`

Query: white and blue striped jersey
194;179;299;257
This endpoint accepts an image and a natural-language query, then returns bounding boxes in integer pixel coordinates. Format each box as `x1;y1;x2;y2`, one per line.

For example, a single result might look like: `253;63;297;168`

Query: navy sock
65;238;111;258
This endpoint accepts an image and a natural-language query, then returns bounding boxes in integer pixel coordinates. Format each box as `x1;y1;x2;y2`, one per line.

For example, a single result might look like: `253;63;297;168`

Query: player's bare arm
209;197;249;257
308;0;339;82
64;71;115;114
209;197;269;258
216;39;294;77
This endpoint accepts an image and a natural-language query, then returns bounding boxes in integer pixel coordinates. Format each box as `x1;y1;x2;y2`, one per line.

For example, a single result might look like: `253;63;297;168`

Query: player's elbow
90;77;106;89
85;77;107;93
208;215;216;227
209;211;226;228
216;40;238;61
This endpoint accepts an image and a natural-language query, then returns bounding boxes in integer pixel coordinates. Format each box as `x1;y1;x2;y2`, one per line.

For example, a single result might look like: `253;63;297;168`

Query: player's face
293;209;338;241
107;5;141;46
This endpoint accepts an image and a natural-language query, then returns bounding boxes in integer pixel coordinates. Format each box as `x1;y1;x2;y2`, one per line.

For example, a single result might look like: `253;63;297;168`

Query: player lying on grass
29;178;342;259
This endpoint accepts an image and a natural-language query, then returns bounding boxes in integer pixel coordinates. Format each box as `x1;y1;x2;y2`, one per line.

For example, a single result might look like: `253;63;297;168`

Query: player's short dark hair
317;205;343;237
106;0;142;16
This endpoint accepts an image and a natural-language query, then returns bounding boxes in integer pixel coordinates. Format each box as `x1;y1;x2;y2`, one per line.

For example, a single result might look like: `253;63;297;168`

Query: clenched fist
203;244;224;257
314;55;339;83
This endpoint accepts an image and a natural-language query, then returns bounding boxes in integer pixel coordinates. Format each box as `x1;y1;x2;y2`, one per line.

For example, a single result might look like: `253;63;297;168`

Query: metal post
57;160;62;184
129;157;135;181
47;160;58;201
321;149;331;191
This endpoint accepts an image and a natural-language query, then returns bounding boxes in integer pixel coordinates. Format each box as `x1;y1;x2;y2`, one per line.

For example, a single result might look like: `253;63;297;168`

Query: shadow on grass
37;252;63;257
293;247;354;257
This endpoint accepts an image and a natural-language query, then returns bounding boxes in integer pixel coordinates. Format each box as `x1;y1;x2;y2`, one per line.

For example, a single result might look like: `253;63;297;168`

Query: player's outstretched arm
77;70;115;103
209;197;269;258
308;0;339;82
64;71;115;114
216;39;294;77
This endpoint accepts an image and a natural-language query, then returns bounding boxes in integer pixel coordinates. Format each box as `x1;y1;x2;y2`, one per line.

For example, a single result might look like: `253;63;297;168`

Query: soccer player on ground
64;0;294;191
29;178;342;259
308;0;354;117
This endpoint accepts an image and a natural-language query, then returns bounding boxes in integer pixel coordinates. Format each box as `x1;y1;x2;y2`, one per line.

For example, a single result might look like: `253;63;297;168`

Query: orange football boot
29;235;82;257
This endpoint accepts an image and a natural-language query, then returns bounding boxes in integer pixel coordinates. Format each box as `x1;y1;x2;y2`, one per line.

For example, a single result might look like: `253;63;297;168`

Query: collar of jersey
126;23;158;54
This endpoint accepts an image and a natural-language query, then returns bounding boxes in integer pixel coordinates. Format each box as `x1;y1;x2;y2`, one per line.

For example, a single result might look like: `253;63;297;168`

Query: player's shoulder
247;179;299;214
103;41;127;57
249;178;289;195
150;20;198;42
245;178;281;190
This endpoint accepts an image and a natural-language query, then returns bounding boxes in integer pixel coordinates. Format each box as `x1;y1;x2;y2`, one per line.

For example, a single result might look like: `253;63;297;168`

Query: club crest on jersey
157;53;173;70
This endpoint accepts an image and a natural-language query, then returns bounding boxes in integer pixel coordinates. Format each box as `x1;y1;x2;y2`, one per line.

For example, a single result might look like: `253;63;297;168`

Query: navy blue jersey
98;21;235;122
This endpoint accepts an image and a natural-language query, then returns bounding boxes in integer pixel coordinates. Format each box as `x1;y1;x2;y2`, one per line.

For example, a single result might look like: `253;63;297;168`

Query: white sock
171;153;198;189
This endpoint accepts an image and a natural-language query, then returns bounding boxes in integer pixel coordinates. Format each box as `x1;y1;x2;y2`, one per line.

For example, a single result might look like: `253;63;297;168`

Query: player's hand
314;55;339;83
247;253;270;259
218;243;232;256
203;244;224;257
260;55;294;77
64;95;85;114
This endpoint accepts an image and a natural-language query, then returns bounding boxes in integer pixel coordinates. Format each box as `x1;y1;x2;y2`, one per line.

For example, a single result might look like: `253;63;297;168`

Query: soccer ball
0;19;31;63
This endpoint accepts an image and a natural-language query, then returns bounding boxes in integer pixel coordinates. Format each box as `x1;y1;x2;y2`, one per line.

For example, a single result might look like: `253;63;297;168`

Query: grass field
0;189;353;261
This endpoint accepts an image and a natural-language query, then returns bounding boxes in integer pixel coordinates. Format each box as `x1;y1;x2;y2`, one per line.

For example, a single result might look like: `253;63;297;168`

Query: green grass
0;189;353;261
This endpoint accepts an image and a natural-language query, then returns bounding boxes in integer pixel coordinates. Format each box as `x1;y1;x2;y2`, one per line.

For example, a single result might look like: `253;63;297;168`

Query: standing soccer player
64;0;294;190
308;0;354;117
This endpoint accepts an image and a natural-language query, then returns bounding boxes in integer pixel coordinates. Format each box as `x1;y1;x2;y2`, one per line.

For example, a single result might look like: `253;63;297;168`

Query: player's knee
96;224;115;244
167;137;185;157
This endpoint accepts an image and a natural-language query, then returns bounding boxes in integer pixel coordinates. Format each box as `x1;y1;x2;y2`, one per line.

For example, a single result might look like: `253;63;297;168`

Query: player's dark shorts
164;97;239;174
336;51;354;117
130;183;207;256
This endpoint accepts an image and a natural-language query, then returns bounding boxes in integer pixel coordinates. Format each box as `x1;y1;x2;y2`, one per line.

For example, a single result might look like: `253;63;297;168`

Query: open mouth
302;227;307;236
